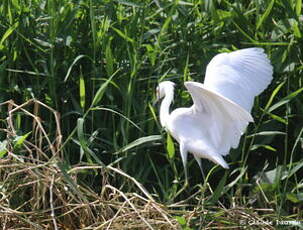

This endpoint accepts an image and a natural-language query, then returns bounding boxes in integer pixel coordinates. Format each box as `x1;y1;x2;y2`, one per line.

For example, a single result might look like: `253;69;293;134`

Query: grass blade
0;22;19;50
77;118;106;166
79;72;85;110
256;0;275;30
115;135;162;154
111;27;134;43
64;55;89;82
296;0;302;16
91;69;119;107
264;82;285;111
166;133;175;159
268;87;303;112
208;172;228;204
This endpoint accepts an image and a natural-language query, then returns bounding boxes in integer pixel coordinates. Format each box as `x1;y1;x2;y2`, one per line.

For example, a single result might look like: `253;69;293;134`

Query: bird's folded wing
204;48;273;111
185;81;253;155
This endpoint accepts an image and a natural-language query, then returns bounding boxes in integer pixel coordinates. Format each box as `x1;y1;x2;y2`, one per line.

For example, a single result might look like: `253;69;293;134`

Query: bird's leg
194;155;206;182
180;143;188;187
174;143;189;198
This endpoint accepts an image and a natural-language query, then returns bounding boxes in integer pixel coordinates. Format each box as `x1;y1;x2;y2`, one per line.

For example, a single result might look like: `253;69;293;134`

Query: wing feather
204;48;273;111
185;82;253;155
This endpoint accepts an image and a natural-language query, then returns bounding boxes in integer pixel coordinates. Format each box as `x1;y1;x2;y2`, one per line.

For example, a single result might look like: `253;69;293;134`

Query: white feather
204;48;273;111
156;47;273;173
184;82;253;156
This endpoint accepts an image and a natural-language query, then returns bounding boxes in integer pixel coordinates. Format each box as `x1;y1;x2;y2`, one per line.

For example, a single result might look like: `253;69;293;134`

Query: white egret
156;48;273;181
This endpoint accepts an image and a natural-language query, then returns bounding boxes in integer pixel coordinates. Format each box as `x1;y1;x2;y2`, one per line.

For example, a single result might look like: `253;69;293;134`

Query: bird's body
156;48;273;178
167;106;227;166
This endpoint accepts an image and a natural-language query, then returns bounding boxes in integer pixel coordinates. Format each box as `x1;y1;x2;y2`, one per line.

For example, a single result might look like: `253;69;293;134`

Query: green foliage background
0;0;302;227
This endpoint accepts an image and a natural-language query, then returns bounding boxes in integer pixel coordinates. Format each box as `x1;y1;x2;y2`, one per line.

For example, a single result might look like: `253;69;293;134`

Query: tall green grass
0;0;302;228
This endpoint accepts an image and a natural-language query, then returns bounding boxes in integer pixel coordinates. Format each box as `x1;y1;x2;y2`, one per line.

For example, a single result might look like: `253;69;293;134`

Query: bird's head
155;81;175;101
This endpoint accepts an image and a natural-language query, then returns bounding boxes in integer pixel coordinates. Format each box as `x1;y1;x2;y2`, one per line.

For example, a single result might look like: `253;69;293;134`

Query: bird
155;48;273;182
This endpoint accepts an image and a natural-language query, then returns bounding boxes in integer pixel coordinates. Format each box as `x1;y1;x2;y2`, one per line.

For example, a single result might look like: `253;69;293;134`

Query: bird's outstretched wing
204;48;273;111
185;81;253;155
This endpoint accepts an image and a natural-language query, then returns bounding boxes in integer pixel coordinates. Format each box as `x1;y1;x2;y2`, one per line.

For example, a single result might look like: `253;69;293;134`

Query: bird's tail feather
209;154;229;169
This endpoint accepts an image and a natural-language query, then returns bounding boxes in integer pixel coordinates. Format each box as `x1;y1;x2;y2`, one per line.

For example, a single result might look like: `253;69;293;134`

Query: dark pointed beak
153;98;159;106
153;91;160;106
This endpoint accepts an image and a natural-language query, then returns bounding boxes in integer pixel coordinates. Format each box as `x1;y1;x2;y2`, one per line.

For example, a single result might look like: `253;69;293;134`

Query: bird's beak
153;91;160;106
153;97;159;106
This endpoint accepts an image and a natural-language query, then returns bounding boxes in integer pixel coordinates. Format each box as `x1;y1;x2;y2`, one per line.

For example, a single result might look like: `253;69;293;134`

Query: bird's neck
160;88;174;128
